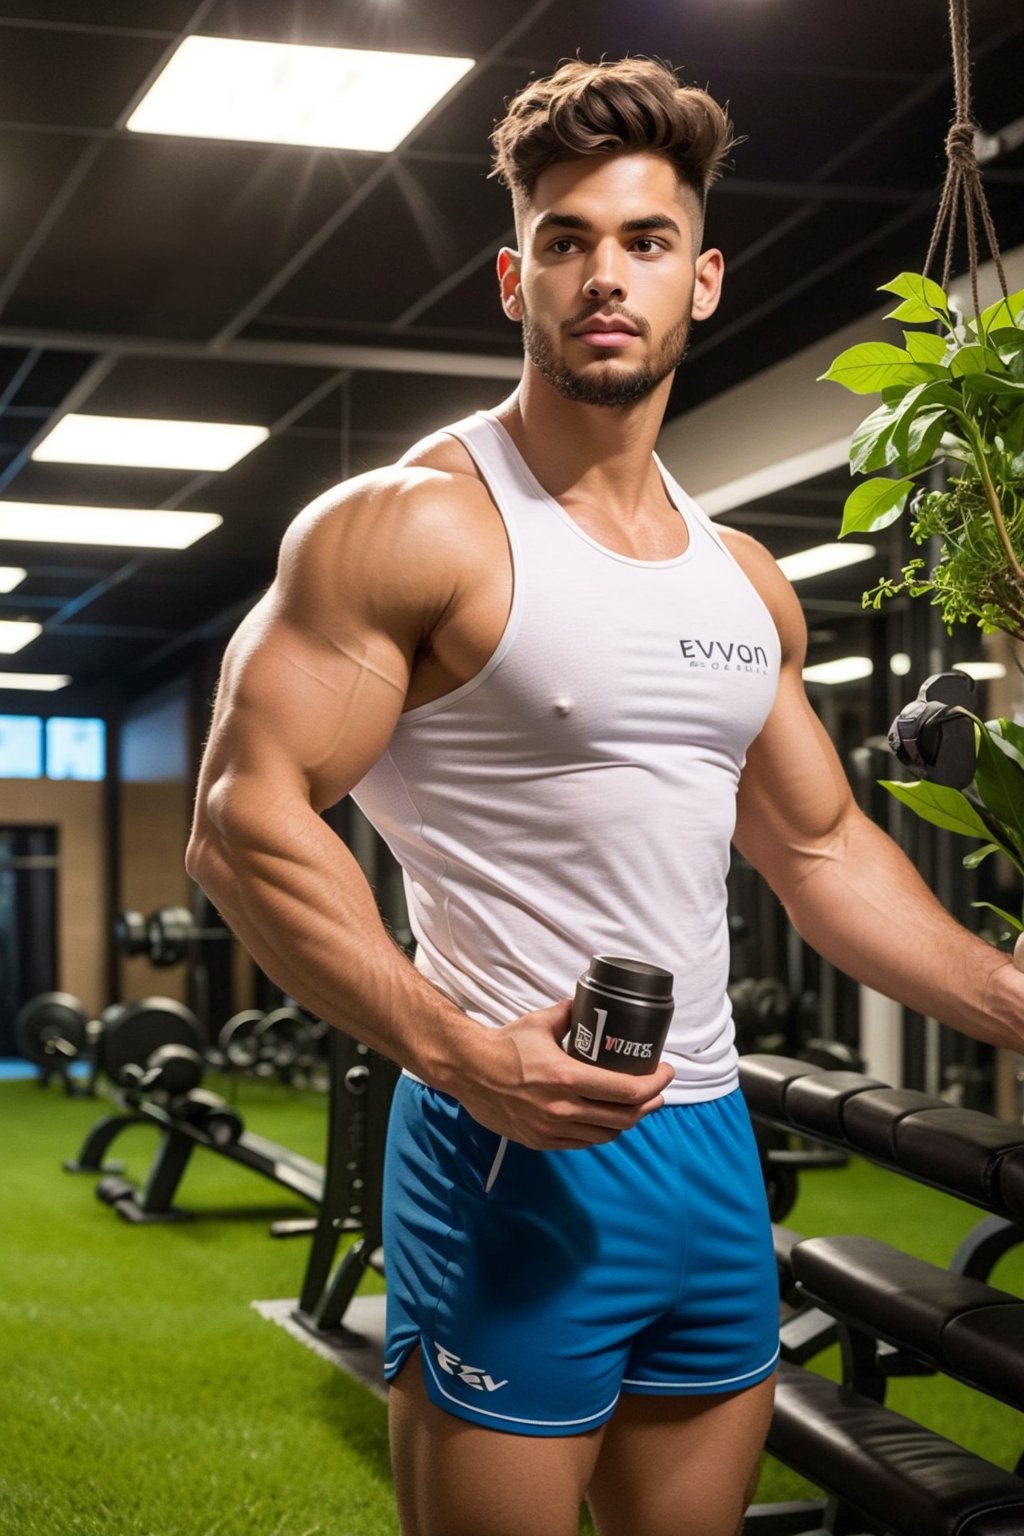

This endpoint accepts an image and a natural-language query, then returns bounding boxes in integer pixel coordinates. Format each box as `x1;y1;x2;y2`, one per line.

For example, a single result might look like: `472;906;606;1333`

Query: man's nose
583;239;627;302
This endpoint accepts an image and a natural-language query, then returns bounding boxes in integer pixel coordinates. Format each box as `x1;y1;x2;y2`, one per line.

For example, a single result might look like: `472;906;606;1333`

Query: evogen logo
680;638;769;673
573;1020;653;1060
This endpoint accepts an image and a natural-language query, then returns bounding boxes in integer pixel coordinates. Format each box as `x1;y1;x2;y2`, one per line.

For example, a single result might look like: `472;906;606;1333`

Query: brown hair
490;57;737;214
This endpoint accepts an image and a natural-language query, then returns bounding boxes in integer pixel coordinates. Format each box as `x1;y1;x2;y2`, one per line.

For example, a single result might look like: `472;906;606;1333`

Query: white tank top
351;410;781;1103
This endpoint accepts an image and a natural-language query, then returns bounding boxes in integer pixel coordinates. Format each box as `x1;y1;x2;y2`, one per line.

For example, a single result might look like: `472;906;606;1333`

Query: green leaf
840;477;914;535
949;343;1007;378
989;719;1024;769
971;900;1024;933
879;272;951;319
880;777;995;840
888;380;960;458
977;287;1024;334
849;401;901;474
903;409;947;471
988;327;1024;361
961;373;1024;399
903;330;949;365
1001;404;1024;452
973;726;1024;851
963;843;1001;869
819;343;941;395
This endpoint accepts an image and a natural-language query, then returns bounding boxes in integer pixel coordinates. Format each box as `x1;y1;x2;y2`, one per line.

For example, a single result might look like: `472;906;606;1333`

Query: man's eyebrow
621;215;682;236
533;212;682;237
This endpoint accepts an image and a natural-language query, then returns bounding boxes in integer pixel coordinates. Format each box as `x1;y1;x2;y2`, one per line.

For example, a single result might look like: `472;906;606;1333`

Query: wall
118;681;191;1006
1;777;106;1015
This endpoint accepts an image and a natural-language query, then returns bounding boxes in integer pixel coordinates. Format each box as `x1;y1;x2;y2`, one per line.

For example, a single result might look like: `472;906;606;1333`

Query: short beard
521;310;692;408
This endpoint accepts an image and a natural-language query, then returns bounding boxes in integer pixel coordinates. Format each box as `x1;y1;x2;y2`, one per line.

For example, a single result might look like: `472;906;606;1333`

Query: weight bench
740;1055;1024;1535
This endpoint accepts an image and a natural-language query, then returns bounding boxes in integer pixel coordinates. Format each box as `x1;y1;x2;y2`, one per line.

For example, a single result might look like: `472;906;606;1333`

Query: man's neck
494;368;674;520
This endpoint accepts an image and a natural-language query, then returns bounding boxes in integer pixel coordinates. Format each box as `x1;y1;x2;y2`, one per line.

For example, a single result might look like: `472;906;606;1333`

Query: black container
566;955;674;1075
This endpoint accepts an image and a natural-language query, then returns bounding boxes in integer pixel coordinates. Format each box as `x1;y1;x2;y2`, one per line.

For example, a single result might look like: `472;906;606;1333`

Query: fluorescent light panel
955;661;1007;681
0;620;41;654
33;414;269;471
0;503;222;550
0;567;26;593
126;36;475;151
778;542;876;582
0;673;69;691
803;656;874;685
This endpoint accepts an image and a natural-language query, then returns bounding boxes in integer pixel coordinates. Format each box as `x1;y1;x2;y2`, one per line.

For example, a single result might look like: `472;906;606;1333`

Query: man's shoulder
716;525;805;659
295;426;488;537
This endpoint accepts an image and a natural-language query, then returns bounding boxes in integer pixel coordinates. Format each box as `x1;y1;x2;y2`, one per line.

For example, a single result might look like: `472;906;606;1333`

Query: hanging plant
820;271;1024;637
818;0;1024;936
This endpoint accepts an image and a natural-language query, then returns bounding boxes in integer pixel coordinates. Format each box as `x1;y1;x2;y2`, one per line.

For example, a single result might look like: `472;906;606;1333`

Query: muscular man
187;57;1024;1536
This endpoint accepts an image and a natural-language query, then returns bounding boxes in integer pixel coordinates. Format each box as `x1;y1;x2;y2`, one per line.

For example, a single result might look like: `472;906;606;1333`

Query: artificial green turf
2;1079;1023;1534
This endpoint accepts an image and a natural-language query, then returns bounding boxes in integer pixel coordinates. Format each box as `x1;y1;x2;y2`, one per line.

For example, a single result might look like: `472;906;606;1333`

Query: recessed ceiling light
955;661;1007;681
0;503;222;550
0;620;41;654
0;567;26;593
0;673;70;691
126;36;475;152
777;542;876;582
33;415;269;471
802;656;874;685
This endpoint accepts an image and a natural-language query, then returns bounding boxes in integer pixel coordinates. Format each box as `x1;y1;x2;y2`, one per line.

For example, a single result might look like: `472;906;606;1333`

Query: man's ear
497;247;522;320
691;247;725;323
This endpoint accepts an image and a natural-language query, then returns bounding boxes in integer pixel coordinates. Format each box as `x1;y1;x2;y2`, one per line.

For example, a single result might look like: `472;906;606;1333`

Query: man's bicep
733;663;856;891
218;596;412;808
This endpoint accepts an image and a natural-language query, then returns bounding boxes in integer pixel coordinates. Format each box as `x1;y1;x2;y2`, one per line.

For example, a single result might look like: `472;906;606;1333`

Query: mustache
563;304;648;338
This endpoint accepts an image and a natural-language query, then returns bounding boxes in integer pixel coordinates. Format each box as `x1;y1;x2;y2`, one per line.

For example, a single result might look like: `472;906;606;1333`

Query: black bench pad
991;1154;1024;1224
892;1110;1024;1208
790;1236;1024;1404
740;1055;816;1118
771;1360;1024;1536
784;1070;889;1137
943;1305;1024;1411
841;1087;950;1160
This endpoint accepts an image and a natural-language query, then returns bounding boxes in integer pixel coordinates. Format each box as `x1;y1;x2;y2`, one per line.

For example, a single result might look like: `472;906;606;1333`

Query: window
0;716;43;778
45;718;105;781
0;715;106;780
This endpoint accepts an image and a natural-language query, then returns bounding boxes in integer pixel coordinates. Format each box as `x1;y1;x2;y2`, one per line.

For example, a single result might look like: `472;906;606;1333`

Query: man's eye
550;238;577;254
633;238;662;253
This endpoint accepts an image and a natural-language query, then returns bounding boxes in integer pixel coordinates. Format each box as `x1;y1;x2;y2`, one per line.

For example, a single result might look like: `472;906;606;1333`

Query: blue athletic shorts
382;1076;780;1436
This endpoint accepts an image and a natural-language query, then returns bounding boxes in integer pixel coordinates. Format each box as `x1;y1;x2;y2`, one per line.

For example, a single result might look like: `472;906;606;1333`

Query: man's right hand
453;999;676;1150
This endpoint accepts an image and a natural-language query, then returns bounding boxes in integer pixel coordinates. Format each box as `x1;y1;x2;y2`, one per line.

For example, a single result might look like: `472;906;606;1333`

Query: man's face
499;152;723;408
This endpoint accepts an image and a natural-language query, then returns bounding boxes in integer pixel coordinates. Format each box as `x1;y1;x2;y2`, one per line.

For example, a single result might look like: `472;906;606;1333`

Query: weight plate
254;1007;308;1068
219;1009;266;1068
101;997;203;1083
147;906;194;967
114;909;148;956
15;992;88;1067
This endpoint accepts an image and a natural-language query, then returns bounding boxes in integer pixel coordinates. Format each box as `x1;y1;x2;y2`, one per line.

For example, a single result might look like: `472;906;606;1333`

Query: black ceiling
1;0;1022;709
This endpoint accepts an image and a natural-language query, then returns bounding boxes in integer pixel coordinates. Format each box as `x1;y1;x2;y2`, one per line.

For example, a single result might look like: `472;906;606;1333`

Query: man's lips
571;323;640;348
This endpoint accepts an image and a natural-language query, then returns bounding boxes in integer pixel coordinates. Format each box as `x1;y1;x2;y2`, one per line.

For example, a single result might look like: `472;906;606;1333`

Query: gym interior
3;4;1024;1534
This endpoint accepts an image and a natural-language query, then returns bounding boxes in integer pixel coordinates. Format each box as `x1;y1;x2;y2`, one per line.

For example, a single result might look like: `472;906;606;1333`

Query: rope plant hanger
821;0;1024;634
923;0;1009;321
821;0;1024;938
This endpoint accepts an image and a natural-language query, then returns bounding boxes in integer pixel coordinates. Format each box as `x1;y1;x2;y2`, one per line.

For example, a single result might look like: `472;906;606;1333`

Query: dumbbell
729;976;793;1055
114;905;230;967
119;1042;205;1098
173;1089;244;1146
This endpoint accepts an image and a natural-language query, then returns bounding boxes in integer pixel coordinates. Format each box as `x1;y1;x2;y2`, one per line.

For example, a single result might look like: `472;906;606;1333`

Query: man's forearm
777;810;1023;1052
186;793;486;1092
